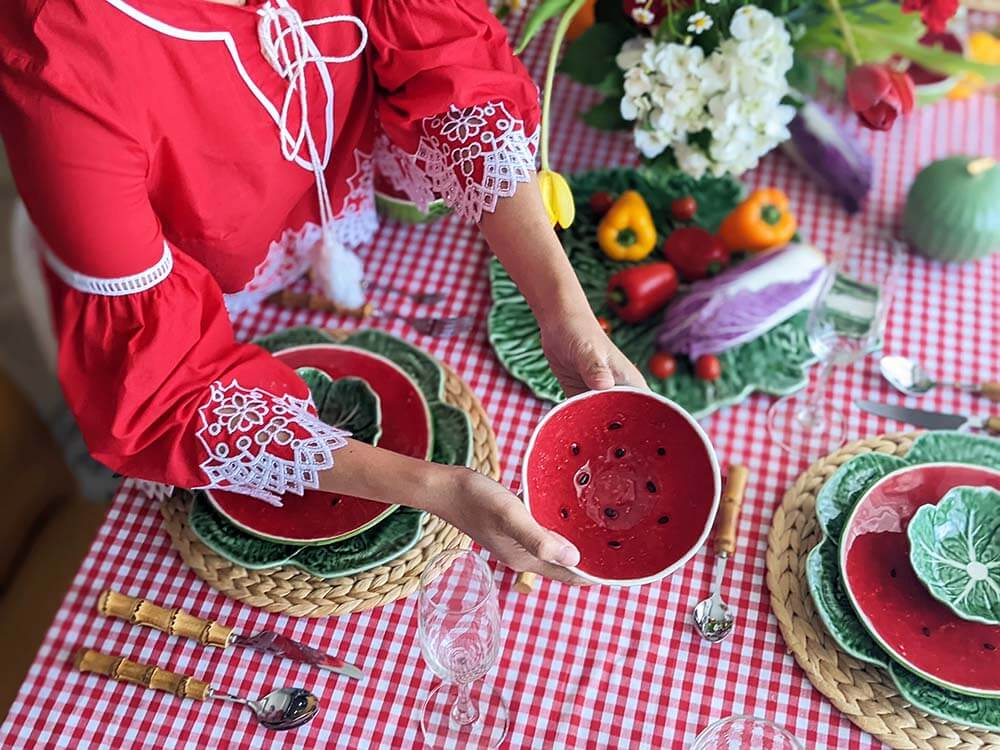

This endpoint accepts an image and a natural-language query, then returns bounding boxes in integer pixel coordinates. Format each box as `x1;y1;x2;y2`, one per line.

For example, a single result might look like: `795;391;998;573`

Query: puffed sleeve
0;57;348;506
367;0;540;223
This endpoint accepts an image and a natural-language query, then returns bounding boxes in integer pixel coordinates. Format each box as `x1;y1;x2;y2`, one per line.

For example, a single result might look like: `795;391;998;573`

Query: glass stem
798;359;835;429
450;682;480;727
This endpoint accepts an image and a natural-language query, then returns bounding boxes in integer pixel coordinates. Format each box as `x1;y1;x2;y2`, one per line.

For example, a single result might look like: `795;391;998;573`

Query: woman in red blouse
0;0;644;583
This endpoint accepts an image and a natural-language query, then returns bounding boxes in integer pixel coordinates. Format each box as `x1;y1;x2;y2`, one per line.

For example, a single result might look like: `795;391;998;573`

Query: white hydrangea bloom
614;7;795;178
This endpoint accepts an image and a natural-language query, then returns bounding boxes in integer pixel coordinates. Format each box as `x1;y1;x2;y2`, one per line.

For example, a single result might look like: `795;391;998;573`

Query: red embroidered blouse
0;0;539;503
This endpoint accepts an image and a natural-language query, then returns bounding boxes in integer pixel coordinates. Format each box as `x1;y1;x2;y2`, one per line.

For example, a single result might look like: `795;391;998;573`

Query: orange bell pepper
718;188;797;253
597;190;657;262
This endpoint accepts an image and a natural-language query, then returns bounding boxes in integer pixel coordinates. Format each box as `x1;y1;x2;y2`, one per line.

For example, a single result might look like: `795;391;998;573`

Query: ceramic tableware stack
186;328;476;580
807;430;1000;730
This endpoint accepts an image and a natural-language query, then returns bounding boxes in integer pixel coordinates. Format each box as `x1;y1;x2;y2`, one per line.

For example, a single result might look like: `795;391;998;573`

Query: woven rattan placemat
161;338;498;618
766;432;1000;749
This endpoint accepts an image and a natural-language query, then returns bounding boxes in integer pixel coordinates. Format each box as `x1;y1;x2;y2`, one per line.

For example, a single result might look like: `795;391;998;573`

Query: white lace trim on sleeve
43;241;174;296
194;380;349;506
375;100;539;224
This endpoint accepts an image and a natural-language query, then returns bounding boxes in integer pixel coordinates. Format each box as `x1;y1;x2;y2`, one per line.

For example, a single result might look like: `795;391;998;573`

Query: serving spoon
76;649;319;731
693;466;749;643
880;355;1000;402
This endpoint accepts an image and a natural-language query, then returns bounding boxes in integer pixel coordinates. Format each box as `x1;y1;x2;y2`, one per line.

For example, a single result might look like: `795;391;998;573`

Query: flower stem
540;0;588;171
826;0;861;66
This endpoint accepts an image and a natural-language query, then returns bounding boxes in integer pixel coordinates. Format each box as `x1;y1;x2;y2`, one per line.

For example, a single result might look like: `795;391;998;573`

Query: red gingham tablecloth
2;9;998;749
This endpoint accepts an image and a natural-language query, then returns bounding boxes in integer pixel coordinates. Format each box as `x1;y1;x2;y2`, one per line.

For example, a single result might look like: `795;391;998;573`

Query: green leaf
595;68;626;97
516;0;577;53
581;97;630;130
856;27;1000;82
595;0;631;27
558;23;632;85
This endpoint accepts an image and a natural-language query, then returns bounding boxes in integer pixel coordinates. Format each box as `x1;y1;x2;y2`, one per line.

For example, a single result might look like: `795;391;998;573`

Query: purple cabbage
657;244;826;359
782;101;873;214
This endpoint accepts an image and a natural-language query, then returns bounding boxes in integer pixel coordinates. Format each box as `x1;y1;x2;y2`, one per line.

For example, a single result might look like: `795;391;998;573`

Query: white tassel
312;233;366;310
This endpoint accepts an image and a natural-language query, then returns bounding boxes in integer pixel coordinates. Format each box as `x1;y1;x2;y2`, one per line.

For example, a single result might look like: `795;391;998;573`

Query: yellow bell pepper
718;188;797;253
596;190;657;261
948;32;1000;101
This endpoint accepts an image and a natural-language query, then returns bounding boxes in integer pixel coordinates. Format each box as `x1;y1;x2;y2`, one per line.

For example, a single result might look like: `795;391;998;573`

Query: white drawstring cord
257;0;369;308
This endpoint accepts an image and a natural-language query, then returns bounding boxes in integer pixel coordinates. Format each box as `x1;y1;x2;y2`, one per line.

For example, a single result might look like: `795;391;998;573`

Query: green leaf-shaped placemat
807;431;1000;730
188;494;425;577
908;485;1000;625
488;167;827;417
296;369;382;446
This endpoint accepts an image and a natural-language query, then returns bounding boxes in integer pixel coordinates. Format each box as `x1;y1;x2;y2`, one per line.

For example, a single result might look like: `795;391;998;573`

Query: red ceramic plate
840;462;1000;696
523;387;720;586
206;345;433;544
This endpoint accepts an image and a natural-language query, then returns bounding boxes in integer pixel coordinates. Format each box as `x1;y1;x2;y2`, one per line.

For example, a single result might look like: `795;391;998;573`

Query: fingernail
550;545;580;567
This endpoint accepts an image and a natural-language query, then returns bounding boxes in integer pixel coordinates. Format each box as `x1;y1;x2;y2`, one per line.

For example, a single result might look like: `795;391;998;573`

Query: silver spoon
693;466;748;643
880;355;1000;402
76;649;320;731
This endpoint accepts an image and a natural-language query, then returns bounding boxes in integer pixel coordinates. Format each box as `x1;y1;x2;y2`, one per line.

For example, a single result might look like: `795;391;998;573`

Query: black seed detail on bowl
608;422;623;430
577;472;590;486
329;497;340;507
657;447;666;456
614;448;626;458
986;643;997;651
559;507;570;519
890;568;897;578
571;443;580;455
646;481;657;493
658;515;670;524
603;507;618;519
921;627;931;637
608;540;622;549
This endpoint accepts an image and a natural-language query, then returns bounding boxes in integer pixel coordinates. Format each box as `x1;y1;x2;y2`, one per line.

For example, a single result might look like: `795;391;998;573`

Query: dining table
0;8;997;749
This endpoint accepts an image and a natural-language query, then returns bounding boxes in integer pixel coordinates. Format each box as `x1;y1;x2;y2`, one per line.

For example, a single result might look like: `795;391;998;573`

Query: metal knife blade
855;400;970;430
231;631;364;680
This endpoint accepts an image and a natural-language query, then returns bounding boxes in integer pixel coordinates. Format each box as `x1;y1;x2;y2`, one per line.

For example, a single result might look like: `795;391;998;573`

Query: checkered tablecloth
2;8;998;748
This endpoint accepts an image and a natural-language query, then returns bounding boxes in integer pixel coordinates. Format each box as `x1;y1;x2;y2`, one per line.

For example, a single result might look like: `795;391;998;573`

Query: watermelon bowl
522;387;721;587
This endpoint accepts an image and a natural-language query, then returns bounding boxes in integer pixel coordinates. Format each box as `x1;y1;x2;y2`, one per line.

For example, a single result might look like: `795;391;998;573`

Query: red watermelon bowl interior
522;387;721;587
839;462;1000;697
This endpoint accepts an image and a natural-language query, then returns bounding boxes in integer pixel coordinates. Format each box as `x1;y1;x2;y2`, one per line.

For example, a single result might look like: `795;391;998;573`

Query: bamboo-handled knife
98;590;363;680
856;400;1000;435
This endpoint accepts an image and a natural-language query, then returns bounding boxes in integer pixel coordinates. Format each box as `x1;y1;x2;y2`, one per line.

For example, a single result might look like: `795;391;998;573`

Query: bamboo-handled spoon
692;465;749;643
880;355;1000;402
75;649;319;731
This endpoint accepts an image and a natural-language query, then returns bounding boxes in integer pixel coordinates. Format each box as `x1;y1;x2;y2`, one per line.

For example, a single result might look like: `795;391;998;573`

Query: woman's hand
539;312;647;397
428;468;589;585
480;178;647;397
319;441;587;584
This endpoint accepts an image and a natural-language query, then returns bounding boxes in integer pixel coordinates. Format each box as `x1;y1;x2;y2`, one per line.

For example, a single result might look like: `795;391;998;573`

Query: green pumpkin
903;156;1000;263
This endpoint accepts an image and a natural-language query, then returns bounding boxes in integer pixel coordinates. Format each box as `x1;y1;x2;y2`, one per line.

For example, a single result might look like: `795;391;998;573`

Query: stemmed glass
692;716;803;749
767;231;903;459
418;550;508;749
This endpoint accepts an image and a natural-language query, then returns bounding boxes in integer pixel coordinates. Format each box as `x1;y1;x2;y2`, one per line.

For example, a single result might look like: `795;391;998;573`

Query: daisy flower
687;11;713;34
631;6;656;25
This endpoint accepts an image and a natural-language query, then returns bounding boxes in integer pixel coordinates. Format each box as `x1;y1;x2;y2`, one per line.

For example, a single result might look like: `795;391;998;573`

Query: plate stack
161;328;497;617
768;431;1000;747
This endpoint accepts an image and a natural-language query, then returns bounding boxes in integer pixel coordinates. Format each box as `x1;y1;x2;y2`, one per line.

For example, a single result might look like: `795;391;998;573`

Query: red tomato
649;352;677;380
670;196;698;222
589;191;615;217
694;354;722;381
597;316;613;335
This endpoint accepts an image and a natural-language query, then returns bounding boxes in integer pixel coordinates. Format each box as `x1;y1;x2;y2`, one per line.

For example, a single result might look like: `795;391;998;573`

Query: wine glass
418;550;508;749
767;230;903;459
692;716;803;749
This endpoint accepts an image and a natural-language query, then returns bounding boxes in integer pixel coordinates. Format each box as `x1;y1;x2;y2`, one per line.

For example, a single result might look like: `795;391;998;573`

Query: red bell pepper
607;263;679;323
662;227;730;281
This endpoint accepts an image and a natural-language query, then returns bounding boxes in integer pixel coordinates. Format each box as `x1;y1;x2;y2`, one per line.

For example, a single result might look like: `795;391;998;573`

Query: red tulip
846;64;916;131
902;0;959;34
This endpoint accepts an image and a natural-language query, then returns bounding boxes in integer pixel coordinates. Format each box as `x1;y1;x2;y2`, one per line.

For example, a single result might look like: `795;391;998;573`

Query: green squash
903;156;1000;263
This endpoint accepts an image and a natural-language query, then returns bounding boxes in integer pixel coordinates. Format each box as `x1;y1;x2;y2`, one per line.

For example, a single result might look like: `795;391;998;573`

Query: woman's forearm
317;439;462;515
479;176;591;327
